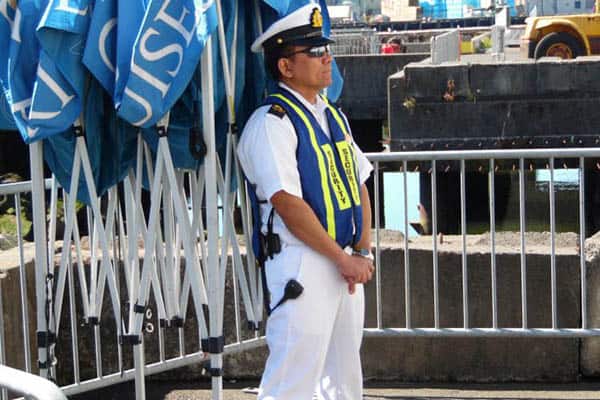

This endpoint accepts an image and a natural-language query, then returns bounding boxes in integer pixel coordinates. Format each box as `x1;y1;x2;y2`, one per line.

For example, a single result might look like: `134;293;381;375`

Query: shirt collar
278;82;327;116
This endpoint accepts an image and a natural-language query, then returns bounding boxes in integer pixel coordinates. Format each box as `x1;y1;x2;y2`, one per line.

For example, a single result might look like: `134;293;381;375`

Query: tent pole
53;147;82;335
252;0;267;328
201;36;222;400
133;337;146;400
30;141;51;379
215;7;233;337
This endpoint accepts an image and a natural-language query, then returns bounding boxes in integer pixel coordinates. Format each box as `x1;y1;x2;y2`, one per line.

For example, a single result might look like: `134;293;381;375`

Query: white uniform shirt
237;83;373;246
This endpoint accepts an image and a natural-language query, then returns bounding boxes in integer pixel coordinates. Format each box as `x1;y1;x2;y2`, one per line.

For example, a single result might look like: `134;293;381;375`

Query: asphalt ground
70;380;600;399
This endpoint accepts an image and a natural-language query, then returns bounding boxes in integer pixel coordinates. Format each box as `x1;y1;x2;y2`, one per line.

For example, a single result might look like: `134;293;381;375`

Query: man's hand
337;253;374;294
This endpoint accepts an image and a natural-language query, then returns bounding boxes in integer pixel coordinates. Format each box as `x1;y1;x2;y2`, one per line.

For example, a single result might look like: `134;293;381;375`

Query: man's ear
278;58;293;79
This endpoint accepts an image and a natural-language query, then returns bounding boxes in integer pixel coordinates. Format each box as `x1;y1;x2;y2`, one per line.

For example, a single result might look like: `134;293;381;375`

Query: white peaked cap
251;3;334;53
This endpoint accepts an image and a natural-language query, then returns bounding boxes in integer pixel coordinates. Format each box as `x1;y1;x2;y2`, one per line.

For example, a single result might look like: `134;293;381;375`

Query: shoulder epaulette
267;103;286;119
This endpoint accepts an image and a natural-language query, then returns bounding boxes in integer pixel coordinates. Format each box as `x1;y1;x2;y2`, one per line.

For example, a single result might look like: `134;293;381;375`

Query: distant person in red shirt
381;36;405;53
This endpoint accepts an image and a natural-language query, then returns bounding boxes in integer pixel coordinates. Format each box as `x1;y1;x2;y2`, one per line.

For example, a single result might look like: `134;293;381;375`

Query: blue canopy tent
0;0;342;398
0;93;16;130
0;0;342;199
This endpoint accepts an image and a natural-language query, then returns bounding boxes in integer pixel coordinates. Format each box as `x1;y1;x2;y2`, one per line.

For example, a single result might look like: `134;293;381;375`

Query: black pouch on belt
262;208;281;258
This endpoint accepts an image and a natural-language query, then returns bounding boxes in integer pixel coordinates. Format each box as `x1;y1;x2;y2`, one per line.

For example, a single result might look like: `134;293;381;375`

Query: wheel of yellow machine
546;42;573;58
534;31;584;59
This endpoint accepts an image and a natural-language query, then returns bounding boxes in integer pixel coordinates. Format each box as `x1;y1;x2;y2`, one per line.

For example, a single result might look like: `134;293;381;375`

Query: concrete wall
0;250;36;374
2;235;600;384
362;244;581;382
336;53;429;121
388;57;600;151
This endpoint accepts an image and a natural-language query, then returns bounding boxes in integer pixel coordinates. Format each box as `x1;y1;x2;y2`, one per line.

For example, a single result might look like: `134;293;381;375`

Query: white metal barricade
330;29;380;55
0;1;265;399
2;147;600;400
491;25;506;61
366;148;600;338
431;29;461;64
0;365;66;400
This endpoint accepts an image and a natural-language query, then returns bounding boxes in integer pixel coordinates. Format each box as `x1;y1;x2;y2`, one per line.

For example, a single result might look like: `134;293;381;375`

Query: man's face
281;44;332;92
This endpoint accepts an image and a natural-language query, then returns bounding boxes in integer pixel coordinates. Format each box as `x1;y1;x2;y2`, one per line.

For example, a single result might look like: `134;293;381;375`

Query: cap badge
310;8;323;28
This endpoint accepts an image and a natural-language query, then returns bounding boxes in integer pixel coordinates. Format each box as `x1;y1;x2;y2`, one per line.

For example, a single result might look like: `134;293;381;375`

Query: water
383;172;421;238
535;168;579;191
383;169;579;237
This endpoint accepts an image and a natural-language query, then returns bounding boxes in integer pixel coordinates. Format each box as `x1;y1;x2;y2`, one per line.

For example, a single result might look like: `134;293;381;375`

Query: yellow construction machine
520;0;600;59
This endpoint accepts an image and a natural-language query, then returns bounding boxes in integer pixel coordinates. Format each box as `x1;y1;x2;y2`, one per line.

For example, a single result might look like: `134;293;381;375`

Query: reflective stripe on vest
321;96;361;206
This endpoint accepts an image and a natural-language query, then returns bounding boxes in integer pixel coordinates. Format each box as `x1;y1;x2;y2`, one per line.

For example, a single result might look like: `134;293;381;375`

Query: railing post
0;272;7;400
491;25;506;61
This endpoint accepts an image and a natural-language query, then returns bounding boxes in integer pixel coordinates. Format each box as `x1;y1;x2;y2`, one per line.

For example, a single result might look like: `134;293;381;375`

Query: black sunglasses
284;44;331;58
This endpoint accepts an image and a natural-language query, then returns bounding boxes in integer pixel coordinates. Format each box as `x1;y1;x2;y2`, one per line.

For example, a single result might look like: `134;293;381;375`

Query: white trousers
258;244;365;400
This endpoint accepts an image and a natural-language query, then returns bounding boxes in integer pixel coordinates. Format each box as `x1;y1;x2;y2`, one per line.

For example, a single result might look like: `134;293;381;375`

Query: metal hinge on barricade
133;303;146;314
157;111;170;137
37;331;56;347
247;321;261;331
201;336;225;378
201;336;225;354
38;359;57;370
160;317;184;328
190;101;206;160
119;335;142;346
73;117;84;137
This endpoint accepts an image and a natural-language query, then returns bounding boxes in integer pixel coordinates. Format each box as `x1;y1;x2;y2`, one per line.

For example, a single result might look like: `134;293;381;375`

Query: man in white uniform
237;4;374;399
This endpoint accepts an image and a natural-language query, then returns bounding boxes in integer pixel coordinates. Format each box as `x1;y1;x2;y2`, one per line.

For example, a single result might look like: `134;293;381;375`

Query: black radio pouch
260;208;281;260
